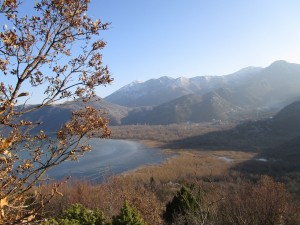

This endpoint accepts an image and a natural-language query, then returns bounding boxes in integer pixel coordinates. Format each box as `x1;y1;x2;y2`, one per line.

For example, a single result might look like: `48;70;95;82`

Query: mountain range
23;60;300;128
110;60;300;124
105;66;263;107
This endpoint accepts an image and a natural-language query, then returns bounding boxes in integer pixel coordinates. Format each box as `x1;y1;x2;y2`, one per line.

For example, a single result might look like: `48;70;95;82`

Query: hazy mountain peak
201;76;212;81
232;66;263;76
160;75;173;79
265;60;295;72
126;80;143;87
269;60;288;66
155;76;173;82
176;76;187;80
175;76;189;86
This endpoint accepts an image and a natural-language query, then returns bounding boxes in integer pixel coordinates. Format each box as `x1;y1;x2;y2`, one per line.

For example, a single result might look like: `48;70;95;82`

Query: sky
87;0;300;97
2;0;300;104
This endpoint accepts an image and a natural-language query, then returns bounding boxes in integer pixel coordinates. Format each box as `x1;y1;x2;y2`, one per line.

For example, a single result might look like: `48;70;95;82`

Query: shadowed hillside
163;100;300;151
122;93;242;125
20;97;129;133
234;136;300;176
160;100;300;196
232;102;300;186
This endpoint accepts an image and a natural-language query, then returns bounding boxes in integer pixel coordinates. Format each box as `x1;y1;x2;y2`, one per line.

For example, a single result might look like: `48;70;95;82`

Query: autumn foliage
0;0;112;223
37;175;299;225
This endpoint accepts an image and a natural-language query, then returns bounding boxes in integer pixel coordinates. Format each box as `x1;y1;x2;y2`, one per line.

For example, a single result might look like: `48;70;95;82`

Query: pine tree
112;201;147;225
163;186;197;225
163;185;212;225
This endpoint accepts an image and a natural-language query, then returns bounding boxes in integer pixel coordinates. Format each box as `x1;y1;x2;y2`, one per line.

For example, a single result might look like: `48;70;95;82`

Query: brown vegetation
0;0;111;223
40;174;299;224
109;123;236;144
121;150;254;184
217;176;300;225
42;177;164;224
38;142;299;224
111;122;300;201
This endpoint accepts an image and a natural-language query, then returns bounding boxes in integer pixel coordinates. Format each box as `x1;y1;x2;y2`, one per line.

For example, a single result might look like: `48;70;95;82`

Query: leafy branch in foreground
0;0;112;223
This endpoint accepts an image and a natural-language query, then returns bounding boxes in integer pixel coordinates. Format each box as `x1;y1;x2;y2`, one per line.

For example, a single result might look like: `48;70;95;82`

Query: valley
22;60;300;194
17;60;300;223
108;103;300;197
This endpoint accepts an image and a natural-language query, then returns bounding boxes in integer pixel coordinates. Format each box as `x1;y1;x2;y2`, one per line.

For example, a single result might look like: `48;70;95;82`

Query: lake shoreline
115;138;255;184
48;138;174;181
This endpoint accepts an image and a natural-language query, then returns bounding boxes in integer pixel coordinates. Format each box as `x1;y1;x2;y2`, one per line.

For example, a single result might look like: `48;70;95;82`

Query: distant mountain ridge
104;60;300;125
21;60;300;128
21;97;129;133
105;66;263;107
214;60;300;110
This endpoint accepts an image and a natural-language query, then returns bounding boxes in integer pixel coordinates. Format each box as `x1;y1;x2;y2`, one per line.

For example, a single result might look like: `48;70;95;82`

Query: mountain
105;76;193;107
164;100;300;150
104;60;300;124
106;60;300;111
105;67;262;107
270;100;300;135
122;92;242;125
62;97;129;125
233;102;300;179
21;97;129;133
20;60;300;128
216;60;300;110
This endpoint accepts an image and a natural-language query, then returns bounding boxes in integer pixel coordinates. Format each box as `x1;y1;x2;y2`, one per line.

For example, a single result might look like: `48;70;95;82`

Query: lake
47;139;171;181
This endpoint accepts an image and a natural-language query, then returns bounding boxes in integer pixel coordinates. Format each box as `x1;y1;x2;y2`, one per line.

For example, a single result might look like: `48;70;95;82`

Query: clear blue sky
3;0;300;104
88;0;300;97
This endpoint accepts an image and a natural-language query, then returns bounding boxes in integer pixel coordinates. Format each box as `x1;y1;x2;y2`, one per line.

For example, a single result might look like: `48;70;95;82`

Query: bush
43;203;107;225
217;176;300;225
112;201;147;225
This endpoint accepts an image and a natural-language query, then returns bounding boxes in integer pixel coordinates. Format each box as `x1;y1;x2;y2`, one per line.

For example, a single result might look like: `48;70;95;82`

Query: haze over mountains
105;66;263;107
109;60;300;125
24;60;300;128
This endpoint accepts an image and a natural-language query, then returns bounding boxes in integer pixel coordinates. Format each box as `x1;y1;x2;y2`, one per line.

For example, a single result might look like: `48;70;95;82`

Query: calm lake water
47;139;171;181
